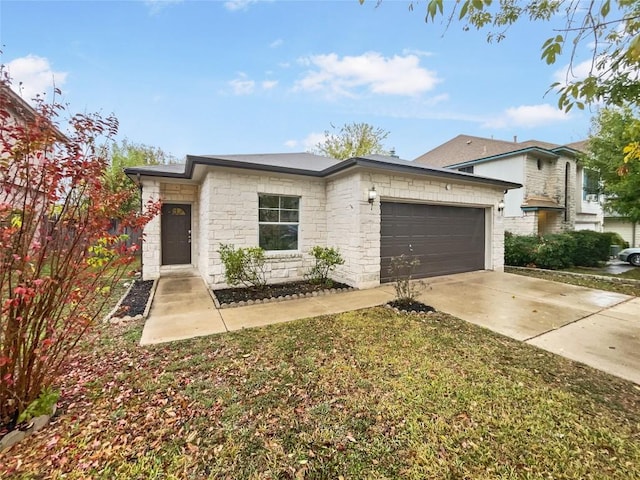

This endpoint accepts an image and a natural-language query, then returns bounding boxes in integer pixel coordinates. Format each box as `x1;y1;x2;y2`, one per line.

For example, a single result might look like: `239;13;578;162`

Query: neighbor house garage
126;153;521;289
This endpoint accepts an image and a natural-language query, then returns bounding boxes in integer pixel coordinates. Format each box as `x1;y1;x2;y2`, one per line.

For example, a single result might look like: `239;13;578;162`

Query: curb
212;285;356;309
0;404;57;453
505;266;640;286
103;280;135;323
142;279;159;319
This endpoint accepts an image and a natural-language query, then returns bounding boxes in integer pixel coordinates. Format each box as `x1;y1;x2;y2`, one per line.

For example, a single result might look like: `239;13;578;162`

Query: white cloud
401;48;433;57
229;74;278;94
270;38;283;48
295;51;440;98
224;0;259;11
5;55;68;102
229;73;255;95
483;104;571;129
262;80;278;90
284;132;325;151
144;0;183;15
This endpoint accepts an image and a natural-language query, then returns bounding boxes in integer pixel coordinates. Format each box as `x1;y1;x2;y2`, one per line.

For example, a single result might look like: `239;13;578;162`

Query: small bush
305;246;345;287
568;230;611;266
504;232;538;266
534;234;577;270
602;231;629;250
218;244;267;288
17;387;59;424
388;254;426;302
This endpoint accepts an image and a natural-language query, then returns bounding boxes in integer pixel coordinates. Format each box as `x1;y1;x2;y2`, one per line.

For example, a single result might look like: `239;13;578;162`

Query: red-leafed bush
0;74;160;431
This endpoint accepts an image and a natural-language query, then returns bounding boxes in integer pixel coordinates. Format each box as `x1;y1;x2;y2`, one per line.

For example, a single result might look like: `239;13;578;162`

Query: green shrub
602;231;629;249
505;232;576;270
504;232;538;267
17;387;59;424
305;246;345;287
568;230;611;266
218;244;267;288
534;234;577;269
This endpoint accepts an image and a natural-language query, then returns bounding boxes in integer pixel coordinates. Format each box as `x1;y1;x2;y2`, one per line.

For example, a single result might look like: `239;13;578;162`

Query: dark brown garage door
380;202;485;283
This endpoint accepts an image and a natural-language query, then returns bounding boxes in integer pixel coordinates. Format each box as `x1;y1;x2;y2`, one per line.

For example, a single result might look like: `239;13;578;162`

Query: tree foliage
361;0;640;165
395;0;640;112
104;139;176;215
583;106;640;222
313;122;390;160
0;75;160;429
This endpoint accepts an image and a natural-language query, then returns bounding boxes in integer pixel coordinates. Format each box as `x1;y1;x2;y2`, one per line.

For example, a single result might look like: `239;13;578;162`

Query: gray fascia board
126;154;522;190
448;147;560;169
344;157;522;190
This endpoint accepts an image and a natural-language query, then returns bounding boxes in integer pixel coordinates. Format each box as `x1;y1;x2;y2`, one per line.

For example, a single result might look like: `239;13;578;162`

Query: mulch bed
387;299;436;314
214;280;351;305
113;280;154;317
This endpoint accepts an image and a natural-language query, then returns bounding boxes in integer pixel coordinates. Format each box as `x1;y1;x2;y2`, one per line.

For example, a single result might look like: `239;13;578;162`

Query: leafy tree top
312;122;390;160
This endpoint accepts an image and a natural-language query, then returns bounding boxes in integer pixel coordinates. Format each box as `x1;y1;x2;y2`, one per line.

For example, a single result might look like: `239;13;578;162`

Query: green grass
506;266;640;296
2;307;638;479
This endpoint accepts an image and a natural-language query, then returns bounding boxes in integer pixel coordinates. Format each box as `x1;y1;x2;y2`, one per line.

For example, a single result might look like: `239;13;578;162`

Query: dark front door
380;202;485;282
161;204;191;265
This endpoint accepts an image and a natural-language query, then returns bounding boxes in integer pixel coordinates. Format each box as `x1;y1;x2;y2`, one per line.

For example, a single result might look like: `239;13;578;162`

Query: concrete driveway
140;271;640;384
419;271;639;384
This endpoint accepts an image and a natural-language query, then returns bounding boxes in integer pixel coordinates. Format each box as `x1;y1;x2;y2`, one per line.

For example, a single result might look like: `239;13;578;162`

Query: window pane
280;210;299;222
259;209;279;222
259;224;298;250
259;195;279;208
280;196;299;210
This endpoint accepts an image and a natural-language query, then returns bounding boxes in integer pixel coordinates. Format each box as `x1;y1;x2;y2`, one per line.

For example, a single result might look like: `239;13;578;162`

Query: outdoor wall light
498;199;505;213
368;186;377;204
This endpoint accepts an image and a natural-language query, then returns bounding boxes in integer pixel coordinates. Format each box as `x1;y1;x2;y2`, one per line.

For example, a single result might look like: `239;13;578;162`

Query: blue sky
2;0;594;161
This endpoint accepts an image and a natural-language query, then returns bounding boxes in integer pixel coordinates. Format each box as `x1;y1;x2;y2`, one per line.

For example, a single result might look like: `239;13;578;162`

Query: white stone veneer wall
140;179;161;280
204;169;328;287
325;173;366;287
142;168;509;289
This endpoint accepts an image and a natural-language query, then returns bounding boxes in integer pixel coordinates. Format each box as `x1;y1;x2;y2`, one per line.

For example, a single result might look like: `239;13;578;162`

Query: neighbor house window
582;169;600;200
258;194;299;250
458;165;474;174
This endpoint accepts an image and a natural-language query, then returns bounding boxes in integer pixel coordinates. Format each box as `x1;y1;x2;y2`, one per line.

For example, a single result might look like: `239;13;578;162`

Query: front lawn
2;309;638;479
506;266;640;296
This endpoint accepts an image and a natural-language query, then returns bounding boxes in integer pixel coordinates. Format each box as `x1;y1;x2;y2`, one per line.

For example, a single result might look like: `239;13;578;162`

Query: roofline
447;146;560;168
0;84;70;143
125;154;522;190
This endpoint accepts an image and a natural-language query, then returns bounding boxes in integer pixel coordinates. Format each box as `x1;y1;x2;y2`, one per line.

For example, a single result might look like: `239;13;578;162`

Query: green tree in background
584;106;640;222
104;139;176;214
313;122;390;160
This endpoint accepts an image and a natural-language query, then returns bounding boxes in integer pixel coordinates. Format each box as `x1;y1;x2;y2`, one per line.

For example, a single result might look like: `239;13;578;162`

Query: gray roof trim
447;147;560;168
125;153;522;190
550;146;583;157
335;156;522;189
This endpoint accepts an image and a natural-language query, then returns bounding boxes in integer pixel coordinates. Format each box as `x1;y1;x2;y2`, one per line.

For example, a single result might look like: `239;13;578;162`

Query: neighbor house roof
414;134;587;169
125;152;522;190
0;84;69;142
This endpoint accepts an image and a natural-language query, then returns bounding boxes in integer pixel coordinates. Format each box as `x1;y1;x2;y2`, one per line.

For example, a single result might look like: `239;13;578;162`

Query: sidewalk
139;276;395;345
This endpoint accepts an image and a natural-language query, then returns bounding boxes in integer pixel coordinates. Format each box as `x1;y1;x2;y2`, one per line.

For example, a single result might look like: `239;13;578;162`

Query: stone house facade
415;135;604;236
127;153;520;289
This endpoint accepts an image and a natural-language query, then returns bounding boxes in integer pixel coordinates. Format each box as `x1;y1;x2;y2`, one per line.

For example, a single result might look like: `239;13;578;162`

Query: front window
458;165;474;174
258;195;299;250
583;169;600;200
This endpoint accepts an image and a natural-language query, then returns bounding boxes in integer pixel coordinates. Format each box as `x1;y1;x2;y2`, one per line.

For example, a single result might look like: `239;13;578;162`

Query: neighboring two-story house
414;134;604;236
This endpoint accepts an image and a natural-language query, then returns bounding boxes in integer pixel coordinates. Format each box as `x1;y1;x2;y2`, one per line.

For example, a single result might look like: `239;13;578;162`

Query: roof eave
448;147;560;169
126;154;522;190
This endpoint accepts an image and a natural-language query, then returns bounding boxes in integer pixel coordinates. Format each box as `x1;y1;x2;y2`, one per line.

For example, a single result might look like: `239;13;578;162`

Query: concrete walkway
140;271;640;384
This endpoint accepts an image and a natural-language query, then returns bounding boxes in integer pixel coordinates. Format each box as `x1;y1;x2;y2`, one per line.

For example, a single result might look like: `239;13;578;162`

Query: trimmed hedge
505;230;621;270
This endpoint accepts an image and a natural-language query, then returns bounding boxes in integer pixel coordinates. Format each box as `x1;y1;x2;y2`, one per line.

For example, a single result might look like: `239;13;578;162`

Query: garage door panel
380;202;485;283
